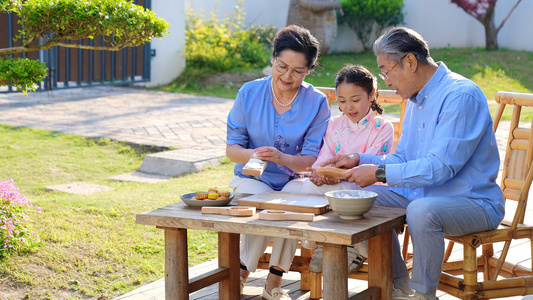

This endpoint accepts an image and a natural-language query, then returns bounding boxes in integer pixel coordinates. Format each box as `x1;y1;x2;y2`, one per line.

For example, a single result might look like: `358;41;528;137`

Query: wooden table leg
164;228;189;300
323;243;348;300
368;230;393;300
217;232;240;299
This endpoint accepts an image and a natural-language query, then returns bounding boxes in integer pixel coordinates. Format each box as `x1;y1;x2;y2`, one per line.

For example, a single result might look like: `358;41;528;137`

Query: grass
161;48;533;121
0;125;232;299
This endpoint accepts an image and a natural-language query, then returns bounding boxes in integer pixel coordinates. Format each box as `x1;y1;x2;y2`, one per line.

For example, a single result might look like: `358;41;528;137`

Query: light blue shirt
227;76;331;190
359;63;504;224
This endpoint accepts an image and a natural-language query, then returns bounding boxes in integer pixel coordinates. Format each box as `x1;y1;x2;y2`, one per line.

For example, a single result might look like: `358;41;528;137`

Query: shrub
0;56;47;94
185;4;275;73
0;179;41;259
338;0;405;52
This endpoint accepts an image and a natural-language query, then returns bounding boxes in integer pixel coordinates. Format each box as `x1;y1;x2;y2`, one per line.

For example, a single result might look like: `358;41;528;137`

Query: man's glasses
379;54;408;81
274;59;307;79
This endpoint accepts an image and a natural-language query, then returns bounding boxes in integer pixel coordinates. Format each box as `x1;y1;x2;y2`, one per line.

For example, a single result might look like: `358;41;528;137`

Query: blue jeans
363;185;500;296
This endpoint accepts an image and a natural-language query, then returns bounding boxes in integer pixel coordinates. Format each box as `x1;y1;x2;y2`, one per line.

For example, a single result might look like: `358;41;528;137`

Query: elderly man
322;27;504;300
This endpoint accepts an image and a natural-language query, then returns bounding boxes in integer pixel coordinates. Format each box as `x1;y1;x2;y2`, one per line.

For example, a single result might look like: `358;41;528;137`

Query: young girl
300;64;394;274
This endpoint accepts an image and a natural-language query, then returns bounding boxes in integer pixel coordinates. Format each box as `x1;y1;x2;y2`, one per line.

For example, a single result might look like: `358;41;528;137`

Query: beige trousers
229;176;305;272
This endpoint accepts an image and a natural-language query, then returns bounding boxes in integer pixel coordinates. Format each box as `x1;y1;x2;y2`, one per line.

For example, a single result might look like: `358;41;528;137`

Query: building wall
185;0;532;53
147;0;186;87
148;0;531;86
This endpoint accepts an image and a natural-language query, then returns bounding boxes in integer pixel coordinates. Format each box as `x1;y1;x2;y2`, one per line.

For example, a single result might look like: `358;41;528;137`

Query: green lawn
0;125;234;299
161;48;533;121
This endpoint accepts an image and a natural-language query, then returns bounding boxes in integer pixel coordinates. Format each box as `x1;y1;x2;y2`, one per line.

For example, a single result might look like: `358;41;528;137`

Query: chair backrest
494;91;533;227
316;87;407;151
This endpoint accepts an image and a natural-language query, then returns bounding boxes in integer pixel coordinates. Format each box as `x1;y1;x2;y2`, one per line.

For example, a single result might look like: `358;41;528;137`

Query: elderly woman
226;25;330;300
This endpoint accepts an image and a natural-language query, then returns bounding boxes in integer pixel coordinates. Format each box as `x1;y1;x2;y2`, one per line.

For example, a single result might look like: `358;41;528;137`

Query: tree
0;0;169;92
338;0;405;52
450;0;522;51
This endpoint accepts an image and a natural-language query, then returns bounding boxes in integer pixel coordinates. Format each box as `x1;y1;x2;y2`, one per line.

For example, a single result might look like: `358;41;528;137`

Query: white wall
184;0;289;30
333;0;533;53
148;0;532;86
401;0;533;51
147;0;186;87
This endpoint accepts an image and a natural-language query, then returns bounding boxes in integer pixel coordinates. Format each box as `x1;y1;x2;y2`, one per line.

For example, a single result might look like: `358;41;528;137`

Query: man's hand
321;154;360;169
344;164;379;187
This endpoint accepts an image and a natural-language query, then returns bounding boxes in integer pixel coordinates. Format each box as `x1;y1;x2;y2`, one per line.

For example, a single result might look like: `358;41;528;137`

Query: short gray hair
373;27;433;65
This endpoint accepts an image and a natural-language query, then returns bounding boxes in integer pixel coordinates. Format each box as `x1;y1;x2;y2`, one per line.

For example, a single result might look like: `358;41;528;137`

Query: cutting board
237;191;331;215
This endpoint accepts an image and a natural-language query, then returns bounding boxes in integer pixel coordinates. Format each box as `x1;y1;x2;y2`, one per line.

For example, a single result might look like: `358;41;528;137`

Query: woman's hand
320;153;360;169
254;146;287;166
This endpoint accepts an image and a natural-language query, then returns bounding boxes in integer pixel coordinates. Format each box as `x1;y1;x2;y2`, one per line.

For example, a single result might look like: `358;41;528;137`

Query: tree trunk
482;4;498;51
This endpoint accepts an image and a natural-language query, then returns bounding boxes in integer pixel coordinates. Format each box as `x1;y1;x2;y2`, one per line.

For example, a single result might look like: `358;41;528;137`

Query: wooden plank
349;286;381;300
322;243;348;299
368;231;392;300
259;210;315;221
164;228;189;300
237;191;331;215
139;203;406;246
188;267;228;293
217;232;240;299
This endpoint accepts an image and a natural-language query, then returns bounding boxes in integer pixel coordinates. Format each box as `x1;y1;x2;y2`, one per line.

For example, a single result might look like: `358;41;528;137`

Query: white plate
180;192;234;207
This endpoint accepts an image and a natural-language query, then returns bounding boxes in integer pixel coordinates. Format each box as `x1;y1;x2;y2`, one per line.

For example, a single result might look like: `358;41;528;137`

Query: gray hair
373;27;433;65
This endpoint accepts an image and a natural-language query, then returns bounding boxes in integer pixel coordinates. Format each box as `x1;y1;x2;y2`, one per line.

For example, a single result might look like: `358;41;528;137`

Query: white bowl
325;190;377;219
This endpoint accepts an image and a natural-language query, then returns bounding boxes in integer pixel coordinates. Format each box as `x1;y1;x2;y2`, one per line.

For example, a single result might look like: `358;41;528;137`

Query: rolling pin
316;167;348;180
201;206;256;216
258;210;314;221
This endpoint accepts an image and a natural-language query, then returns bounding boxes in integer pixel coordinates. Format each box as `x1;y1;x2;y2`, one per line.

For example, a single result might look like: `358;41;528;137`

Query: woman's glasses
274;59;307;79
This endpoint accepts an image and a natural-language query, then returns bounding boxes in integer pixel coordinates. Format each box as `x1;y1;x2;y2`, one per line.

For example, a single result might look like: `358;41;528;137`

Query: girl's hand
308;168;324;186
308;167;342;186
322;176;342;185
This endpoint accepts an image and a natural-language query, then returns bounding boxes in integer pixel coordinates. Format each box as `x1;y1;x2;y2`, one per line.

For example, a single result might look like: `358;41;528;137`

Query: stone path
0;86;231;149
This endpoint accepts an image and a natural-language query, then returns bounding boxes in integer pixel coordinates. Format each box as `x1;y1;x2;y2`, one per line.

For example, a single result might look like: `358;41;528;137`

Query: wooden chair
436;91;533;299
255;87;408;298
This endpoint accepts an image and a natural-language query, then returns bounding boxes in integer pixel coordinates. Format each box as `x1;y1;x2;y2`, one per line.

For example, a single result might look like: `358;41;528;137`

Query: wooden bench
256;87;408;299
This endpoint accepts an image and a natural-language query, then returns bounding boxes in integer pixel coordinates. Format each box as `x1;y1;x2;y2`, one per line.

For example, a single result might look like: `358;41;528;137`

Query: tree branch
0;40;130;56
496;0;522;34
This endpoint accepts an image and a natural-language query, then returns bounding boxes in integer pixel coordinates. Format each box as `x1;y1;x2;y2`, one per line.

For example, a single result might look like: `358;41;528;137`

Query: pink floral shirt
312;109;394;168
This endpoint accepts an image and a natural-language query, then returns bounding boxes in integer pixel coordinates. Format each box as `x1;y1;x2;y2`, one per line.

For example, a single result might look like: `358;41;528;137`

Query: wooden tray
237;191;331;215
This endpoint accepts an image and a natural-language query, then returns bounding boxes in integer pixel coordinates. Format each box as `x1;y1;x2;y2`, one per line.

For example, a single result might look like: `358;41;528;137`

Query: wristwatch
375;165;387;183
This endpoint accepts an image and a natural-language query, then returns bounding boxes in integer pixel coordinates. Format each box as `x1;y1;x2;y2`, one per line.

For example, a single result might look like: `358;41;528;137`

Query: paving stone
47;182;114;195
108;172;169;183
138;148;226;177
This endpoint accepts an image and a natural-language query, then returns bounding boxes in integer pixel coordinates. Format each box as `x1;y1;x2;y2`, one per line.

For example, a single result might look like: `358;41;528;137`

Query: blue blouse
227;76;331;190
359;62;504;227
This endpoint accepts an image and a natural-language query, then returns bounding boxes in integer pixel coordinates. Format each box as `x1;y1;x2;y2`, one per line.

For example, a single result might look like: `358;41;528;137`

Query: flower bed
0;179;41;258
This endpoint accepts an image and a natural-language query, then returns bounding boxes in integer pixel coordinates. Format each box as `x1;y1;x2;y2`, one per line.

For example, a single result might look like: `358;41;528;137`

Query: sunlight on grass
0;125;235;299
471;65;531;101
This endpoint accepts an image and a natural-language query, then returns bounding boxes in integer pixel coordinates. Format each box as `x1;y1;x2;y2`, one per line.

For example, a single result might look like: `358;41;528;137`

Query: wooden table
136;192;406;300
